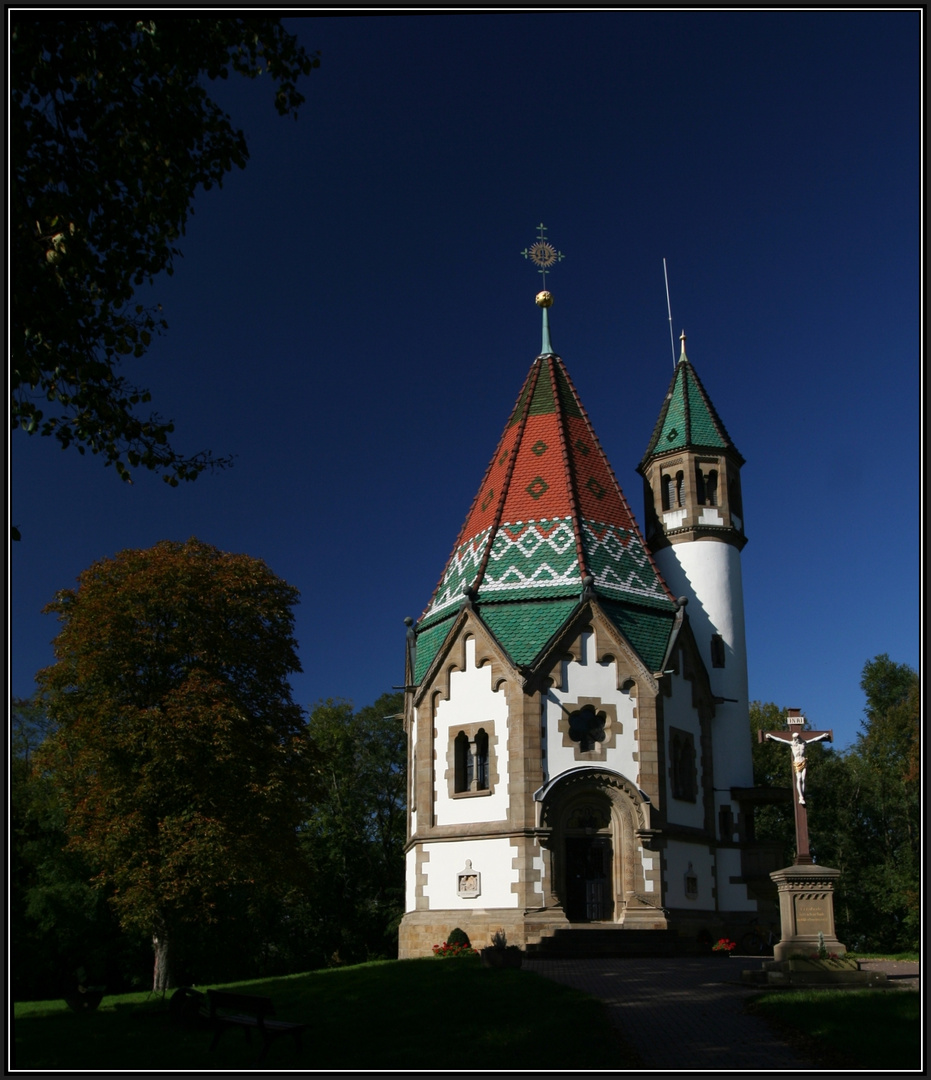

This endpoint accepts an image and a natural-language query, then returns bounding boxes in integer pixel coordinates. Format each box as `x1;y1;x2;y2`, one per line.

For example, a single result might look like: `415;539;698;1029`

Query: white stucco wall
715;846;756;912
422;838;520;909
431;636;510;827
638;846;657;891
664;838;715;909
543;630;638;784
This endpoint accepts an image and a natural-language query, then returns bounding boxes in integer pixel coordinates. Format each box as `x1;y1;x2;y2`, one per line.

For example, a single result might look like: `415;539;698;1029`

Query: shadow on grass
13;958;643;1071
748;988;921;1072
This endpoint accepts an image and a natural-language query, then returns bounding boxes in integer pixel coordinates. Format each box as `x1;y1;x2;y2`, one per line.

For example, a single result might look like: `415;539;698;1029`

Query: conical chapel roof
640;334;744;467
413;346;678;684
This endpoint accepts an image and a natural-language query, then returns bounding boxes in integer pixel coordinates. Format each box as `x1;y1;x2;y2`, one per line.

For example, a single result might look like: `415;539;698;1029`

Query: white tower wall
654;538;754;797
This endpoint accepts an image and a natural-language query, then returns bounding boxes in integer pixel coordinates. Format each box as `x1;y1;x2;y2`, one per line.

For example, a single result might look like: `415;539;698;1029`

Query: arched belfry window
675;471;685;508
706;470;718;506
695;464;706;506
661;473;673;511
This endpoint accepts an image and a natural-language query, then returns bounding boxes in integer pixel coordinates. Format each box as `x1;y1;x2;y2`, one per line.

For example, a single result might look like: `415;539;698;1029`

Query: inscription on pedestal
794;894;830;931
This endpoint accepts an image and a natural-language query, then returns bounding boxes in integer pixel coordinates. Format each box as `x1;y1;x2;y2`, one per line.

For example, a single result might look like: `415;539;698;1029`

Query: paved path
524;956;919;1072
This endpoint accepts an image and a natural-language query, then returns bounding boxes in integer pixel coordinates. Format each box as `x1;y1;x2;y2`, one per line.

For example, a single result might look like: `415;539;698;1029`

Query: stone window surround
556;696;620;762
669;725;698;802
446;720;499;799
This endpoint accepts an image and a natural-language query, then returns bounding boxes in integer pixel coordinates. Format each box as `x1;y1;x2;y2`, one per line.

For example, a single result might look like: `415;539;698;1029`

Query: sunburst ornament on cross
521;222;564;295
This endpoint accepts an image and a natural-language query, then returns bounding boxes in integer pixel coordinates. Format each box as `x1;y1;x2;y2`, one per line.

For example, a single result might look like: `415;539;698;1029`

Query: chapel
397;268;781;958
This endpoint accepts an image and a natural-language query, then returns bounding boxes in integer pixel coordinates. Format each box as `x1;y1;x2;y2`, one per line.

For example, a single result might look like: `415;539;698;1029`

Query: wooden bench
205;989;306;1062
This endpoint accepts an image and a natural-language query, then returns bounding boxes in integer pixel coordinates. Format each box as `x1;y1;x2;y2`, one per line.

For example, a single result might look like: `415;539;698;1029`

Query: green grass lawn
13;956;920;1072
749;988;921;1072
12;958;641;1071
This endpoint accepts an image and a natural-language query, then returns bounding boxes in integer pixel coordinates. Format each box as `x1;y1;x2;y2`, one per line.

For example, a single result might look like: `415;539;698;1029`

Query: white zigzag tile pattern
426;526;494;617
424;517;668;619
482;519;578;592
582;521;669;602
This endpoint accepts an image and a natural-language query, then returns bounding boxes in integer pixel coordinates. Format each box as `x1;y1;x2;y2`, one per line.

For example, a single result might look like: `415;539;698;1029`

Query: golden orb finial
536;290;553;308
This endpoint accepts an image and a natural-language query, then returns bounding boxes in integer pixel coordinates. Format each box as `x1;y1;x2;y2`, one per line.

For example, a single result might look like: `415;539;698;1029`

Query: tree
11;18;319;507
748;701;795;862
35;539;312;991
11;694;151;1000
844;656;920;951
748;657;920;953
297;695;407;967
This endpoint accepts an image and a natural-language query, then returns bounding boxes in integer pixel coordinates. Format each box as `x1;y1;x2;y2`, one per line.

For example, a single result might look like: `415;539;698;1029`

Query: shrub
447;928;470;947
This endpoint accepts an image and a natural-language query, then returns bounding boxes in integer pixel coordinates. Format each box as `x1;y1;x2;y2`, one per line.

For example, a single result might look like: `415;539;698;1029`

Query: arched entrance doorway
561;792;614;922
538;767;660;926
565;834;613;921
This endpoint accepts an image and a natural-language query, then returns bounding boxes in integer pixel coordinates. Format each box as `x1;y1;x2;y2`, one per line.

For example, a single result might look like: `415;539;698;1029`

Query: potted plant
480;929;523;969
711;938;736;957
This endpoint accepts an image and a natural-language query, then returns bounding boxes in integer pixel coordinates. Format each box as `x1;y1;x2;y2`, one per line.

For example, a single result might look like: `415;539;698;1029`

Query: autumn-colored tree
11;18;319;510
36;539;311;991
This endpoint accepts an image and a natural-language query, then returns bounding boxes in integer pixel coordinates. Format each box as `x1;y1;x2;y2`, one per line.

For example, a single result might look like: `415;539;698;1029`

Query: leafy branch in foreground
11;17;319;492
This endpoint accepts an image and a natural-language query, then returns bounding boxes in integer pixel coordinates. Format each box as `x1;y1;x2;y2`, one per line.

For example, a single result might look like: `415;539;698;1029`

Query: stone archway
540;768;660;925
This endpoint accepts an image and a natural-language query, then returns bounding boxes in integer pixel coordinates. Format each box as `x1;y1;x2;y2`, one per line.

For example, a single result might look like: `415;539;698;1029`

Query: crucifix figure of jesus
764;728;830;804
758;709;832;865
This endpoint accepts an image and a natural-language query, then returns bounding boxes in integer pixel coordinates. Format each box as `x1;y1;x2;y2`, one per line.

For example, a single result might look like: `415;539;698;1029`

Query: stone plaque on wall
457;859;481;898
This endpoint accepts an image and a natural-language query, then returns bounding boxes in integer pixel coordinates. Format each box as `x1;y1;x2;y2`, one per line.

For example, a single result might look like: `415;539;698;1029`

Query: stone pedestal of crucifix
758;709;847;963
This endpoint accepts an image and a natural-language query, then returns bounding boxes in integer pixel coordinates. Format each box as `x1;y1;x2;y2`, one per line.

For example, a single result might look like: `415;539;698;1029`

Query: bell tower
637;332;754;861
639;332;747;555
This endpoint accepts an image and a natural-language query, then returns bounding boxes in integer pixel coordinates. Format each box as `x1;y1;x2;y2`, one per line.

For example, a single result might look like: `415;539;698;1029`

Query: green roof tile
480;599;579;667
640;341;743;467
414;613;457;684
601;599;676;674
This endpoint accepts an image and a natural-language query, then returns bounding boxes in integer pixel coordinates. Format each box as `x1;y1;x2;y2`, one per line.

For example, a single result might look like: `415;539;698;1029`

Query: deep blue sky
10;12;921;750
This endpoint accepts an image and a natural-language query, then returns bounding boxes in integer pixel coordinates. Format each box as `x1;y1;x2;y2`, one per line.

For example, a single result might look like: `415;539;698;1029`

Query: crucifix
758;708;832;865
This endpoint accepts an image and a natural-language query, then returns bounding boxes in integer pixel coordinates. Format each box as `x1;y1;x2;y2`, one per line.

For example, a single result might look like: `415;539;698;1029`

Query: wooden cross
758;708;832;865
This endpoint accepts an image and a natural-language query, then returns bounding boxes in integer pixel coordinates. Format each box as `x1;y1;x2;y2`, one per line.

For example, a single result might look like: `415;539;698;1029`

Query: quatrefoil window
567;704;607;752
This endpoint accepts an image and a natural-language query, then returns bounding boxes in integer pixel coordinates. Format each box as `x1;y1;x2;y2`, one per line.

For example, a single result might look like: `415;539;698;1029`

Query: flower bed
432;941;478;959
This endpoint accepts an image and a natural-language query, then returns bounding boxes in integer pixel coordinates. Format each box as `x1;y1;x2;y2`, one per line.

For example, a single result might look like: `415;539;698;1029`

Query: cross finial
521;222;565;291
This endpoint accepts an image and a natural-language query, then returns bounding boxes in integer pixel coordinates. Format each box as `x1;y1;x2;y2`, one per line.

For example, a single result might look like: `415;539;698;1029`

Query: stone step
525;927;680;959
